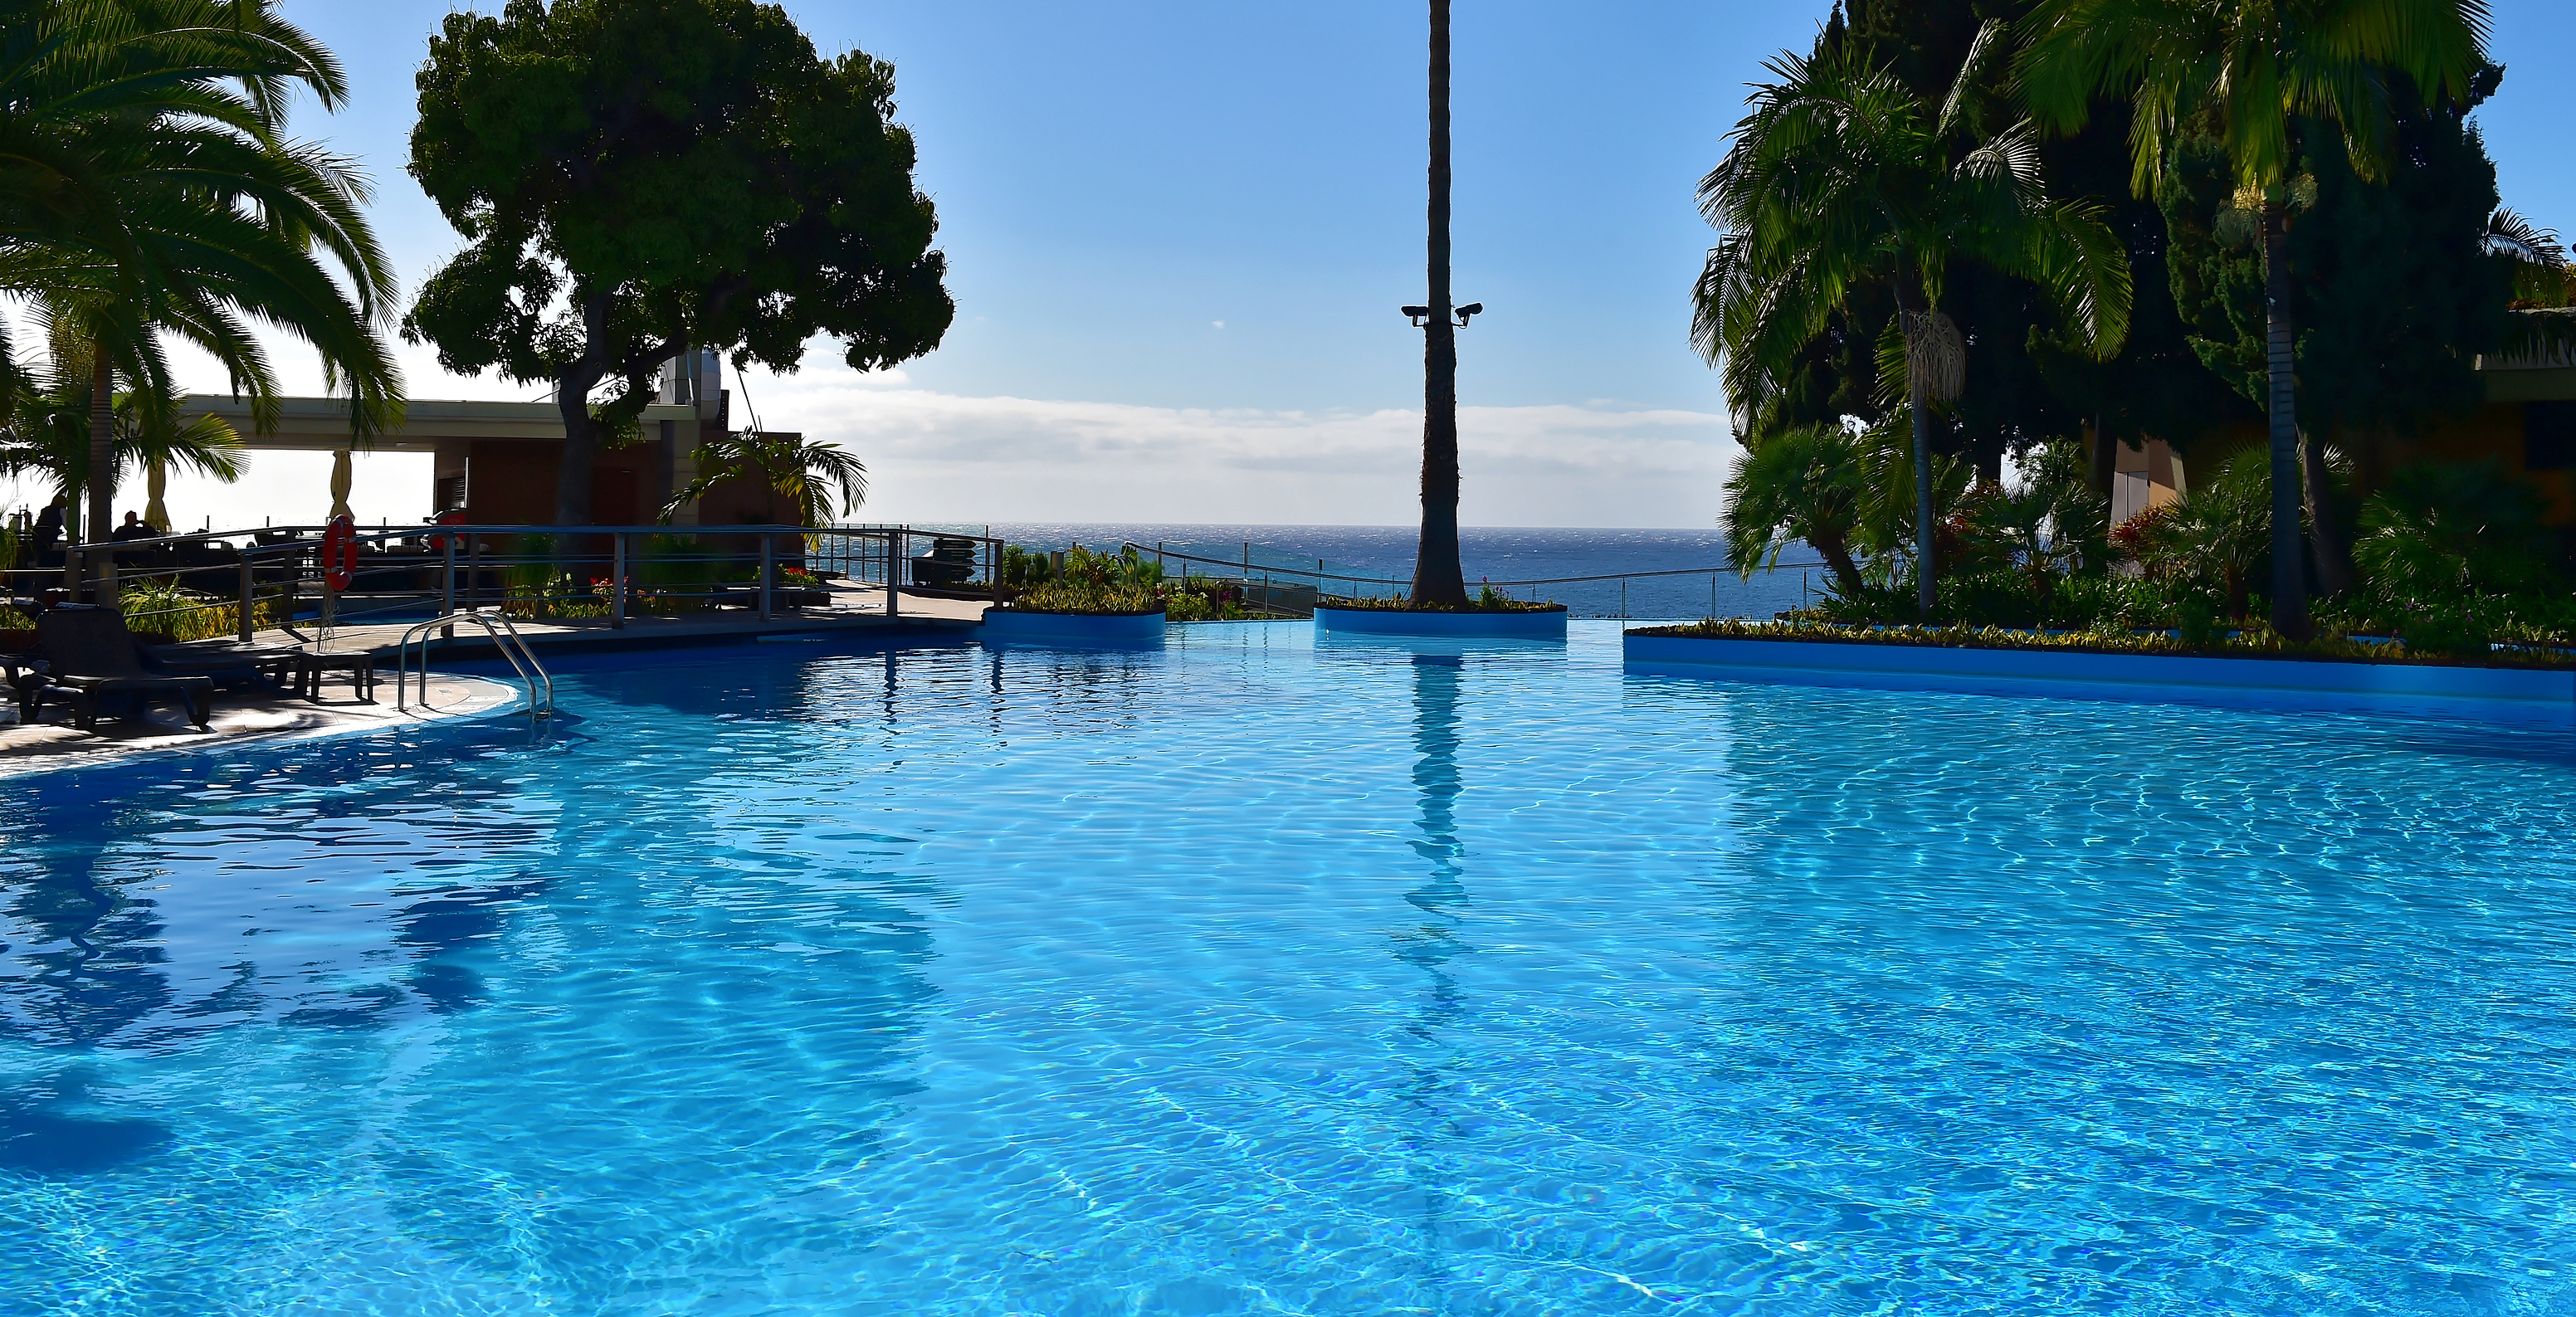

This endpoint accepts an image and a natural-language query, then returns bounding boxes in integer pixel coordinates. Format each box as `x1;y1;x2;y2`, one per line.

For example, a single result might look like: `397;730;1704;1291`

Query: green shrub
115;576;280;642
1015;578;1158;613
2355;458;2554;607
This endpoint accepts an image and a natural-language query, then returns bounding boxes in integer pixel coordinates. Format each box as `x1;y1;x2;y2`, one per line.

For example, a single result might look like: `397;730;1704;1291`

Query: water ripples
2;622;2574;1314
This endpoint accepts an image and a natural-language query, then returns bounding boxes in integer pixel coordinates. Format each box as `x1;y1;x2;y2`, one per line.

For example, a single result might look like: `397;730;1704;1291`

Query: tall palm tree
1696;22;2132;618
1408;0;1467;608
0;0;401;598
2018;0;2493;638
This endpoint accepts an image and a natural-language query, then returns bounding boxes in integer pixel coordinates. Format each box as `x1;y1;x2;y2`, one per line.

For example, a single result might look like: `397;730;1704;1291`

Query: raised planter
1623;632;2576;727
1314;604;1568;640
980;606;1167;645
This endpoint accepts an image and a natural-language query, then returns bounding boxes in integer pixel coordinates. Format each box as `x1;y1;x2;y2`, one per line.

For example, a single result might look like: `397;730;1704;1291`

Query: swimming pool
6;621;2573;1315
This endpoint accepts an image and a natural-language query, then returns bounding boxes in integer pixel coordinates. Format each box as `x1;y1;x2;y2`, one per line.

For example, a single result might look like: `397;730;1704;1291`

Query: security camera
1455;302;1484;326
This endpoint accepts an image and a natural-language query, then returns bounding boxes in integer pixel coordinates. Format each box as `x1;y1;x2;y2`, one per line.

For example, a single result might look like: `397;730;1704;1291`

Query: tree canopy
1696;20;2131;614
403;0;954;526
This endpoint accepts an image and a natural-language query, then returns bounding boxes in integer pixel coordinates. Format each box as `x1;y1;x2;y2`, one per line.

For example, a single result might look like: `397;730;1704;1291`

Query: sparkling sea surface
5;621;2575;1315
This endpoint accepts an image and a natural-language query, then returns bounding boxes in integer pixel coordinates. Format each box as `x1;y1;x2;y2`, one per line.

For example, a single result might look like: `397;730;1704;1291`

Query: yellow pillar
144;457;171;532
329;448;354;520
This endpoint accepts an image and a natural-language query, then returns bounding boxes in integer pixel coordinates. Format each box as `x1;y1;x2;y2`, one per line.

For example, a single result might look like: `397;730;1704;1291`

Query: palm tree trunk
1813;533;1864;599
2087;412;2117;573
1910;371;1935;619
1891;273;1937;619
2300;432;2353;596
2261;205;2310;638
85;345;115;604
1408;0;1467;608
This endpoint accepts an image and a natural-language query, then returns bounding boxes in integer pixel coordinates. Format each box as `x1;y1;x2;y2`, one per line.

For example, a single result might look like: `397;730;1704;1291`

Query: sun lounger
145;639;302;690
29;606;213;731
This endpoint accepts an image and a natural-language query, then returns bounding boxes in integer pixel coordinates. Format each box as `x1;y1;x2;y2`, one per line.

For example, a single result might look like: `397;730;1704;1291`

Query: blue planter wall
1623;632;2576;727
981;608;1167;645
1315;606;1568;640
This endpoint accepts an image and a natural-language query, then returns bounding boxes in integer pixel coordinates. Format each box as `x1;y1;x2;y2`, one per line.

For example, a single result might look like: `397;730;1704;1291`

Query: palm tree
1696;22;2132;619
1721;423;1870;598
1408;0;1468;608
661;431;867;529
0;0;401;598
0;314;248;513
2018;0;2494;639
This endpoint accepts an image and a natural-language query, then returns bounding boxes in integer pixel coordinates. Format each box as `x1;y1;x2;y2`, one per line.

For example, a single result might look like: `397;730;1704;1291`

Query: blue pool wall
1623;633;2576;727
980;607;1168;645
1314;605;1569;640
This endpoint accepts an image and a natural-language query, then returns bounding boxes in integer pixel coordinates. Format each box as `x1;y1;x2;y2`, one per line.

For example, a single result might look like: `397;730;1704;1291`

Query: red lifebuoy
322;515;359;591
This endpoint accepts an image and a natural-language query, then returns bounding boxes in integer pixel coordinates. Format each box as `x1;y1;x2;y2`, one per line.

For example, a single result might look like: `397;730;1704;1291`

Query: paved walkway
1;672;518;774
283;590;990;656
2;592;993;773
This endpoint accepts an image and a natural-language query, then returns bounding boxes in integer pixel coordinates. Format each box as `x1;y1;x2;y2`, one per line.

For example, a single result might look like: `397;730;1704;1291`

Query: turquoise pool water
6;621;2574;1315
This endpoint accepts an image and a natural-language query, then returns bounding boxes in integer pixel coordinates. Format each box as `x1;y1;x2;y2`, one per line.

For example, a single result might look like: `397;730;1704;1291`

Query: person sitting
110;511;154;542
32;499;63;554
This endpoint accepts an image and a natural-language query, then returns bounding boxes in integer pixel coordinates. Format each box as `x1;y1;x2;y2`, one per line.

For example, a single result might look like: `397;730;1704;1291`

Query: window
2527;401;2576;471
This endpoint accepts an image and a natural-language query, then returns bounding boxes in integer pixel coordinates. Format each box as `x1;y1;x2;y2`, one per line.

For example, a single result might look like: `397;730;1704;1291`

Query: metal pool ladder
395;609;555;720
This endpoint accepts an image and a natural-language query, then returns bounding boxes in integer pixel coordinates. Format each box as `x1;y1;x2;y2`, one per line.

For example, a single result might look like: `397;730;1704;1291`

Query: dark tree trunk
2261;207;2311;638
85;346;114;603
1909;373;1934;619
552;375;601;529
1976;441;2003;489
1409;0;1467;608
2300;432;2354;597
2087;412;2117;573
1812;531;1864;599
552;293;616;530
1890;276;1935;620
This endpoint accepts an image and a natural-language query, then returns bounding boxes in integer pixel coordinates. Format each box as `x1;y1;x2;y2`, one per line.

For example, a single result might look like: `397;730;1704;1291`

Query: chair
1;627;38;718
28;605;213;731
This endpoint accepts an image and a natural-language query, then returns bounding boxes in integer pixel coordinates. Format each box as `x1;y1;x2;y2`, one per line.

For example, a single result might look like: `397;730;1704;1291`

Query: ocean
905;522;1825;620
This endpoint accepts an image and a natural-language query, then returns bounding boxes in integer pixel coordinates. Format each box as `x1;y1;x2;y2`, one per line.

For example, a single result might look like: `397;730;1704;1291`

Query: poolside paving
274;589;991;659
0;671;519;773
2;592;994;771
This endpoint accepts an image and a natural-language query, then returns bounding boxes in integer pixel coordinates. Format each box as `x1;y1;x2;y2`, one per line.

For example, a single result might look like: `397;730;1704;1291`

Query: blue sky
67;1;2576;529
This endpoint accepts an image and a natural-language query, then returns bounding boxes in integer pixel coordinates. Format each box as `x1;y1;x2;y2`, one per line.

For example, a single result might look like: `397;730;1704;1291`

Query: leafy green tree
2022;102;2260;539
1695;22;2132;617
2019;0;2496;637
0;0;401;588
404;0;953;529
2156;67;2530;593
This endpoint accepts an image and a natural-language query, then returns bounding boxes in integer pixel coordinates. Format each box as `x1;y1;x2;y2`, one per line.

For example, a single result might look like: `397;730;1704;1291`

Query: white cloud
749;378;1734;528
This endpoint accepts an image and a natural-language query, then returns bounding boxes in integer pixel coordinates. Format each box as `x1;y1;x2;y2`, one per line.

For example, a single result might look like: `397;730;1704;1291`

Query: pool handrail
395;608;554;720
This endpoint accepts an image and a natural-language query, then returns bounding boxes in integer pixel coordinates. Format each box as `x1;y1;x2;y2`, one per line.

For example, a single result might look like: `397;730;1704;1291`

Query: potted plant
983;545;1167;642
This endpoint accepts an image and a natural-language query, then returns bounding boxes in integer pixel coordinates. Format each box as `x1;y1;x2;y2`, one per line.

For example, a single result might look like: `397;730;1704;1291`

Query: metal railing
4;523;1010;639
1127;541;1835;619
395;609;554;720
